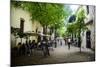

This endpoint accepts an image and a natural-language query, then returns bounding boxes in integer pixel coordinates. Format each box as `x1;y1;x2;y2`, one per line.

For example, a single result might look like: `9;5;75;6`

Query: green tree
11;1;71;40
76;7;87;52
66;6;87;52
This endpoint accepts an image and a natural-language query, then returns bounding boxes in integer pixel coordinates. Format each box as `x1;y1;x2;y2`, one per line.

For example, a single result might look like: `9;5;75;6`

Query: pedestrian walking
54;39;57;48
25;40;31;56
30;40;35;55
17;42;21;56
64;38;67;45
60;39;62;46
68;38;71;50
21;43;26;55
41;39;50;56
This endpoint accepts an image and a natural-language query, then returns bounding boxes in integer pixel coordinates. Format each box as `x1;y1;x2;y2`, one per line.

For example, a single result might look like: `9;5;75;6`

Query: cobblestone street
11;45;95;66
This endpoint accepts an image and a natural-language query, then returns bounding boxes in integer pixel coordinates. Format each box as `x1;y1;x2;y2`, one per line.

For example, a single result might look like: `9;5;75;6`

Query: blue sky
69;5;79;14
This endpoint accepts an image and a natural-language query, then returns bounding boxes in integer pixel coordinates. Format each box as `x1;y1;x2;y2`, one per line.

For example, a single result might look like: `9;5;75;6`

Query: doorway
86;30;91;48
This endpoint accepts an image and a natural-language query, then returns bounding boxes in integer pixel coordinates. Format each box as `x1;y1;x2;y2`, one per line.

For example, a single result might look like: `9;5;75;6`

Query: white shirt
68;38;71;42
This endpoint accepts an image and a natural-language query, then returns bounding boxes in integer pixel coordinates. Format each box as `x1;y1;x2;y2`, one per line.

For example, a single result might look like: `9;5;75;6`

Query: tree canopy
11;1;72;39
11;1;70;28
66;6;87;37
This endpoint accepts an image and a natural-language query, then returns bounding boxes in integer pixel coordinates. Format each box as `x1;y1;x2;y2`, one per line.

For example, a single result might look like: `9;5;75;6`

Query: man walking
68;38;71;50
41;39;50;57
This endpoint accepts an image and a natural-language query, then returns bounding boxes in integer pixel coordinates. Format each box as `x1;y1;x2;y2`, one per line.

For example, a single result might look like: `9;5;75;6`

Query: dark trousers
68;43;70;50
42;46;50;56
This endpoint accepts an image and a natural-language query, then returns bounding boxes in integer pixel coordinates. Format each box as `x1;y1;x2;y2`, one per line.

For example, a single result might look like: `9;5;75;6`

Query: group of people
16;39;53;57
54;37;72;49
15;37;73;57
17;40;36;56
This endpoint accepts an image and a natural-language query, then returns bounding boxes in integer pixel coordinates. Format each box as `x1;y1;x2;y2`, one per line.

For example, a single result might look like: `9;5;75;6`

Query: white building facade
11;6;43;48
81;5;95;50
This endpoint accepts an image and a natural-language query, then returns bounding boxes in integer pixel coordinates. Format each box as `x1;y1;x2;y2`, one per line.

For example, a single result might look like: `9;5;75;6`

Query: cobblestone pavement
11;45;95;66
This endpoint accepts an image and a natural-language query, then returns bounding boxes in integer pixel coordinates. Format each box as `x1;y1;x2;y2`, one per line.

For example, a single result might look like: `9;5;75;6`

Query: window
87;6;89;14
20;18;25;33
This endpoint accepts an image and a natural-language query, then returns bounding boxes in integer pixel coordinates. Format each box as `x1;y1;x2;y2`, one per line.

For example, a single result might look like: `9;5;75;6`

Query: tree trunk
72;33;73;42
50;27;53;35
43;25;47;40
21;38;22;44
55;27;57;39
79;36;81;52
78;30;81;53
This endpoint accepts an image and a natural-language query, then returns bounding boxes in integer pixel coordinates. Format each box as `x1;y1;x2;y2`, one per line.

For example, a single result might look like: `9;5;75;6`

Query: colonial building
11;6;43;48
80;5;95;50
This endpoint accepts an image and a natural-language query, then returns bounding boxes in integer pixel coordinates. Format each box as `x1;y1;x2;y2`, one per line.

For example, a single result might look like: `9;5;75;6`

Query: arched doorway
86;30;91;48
